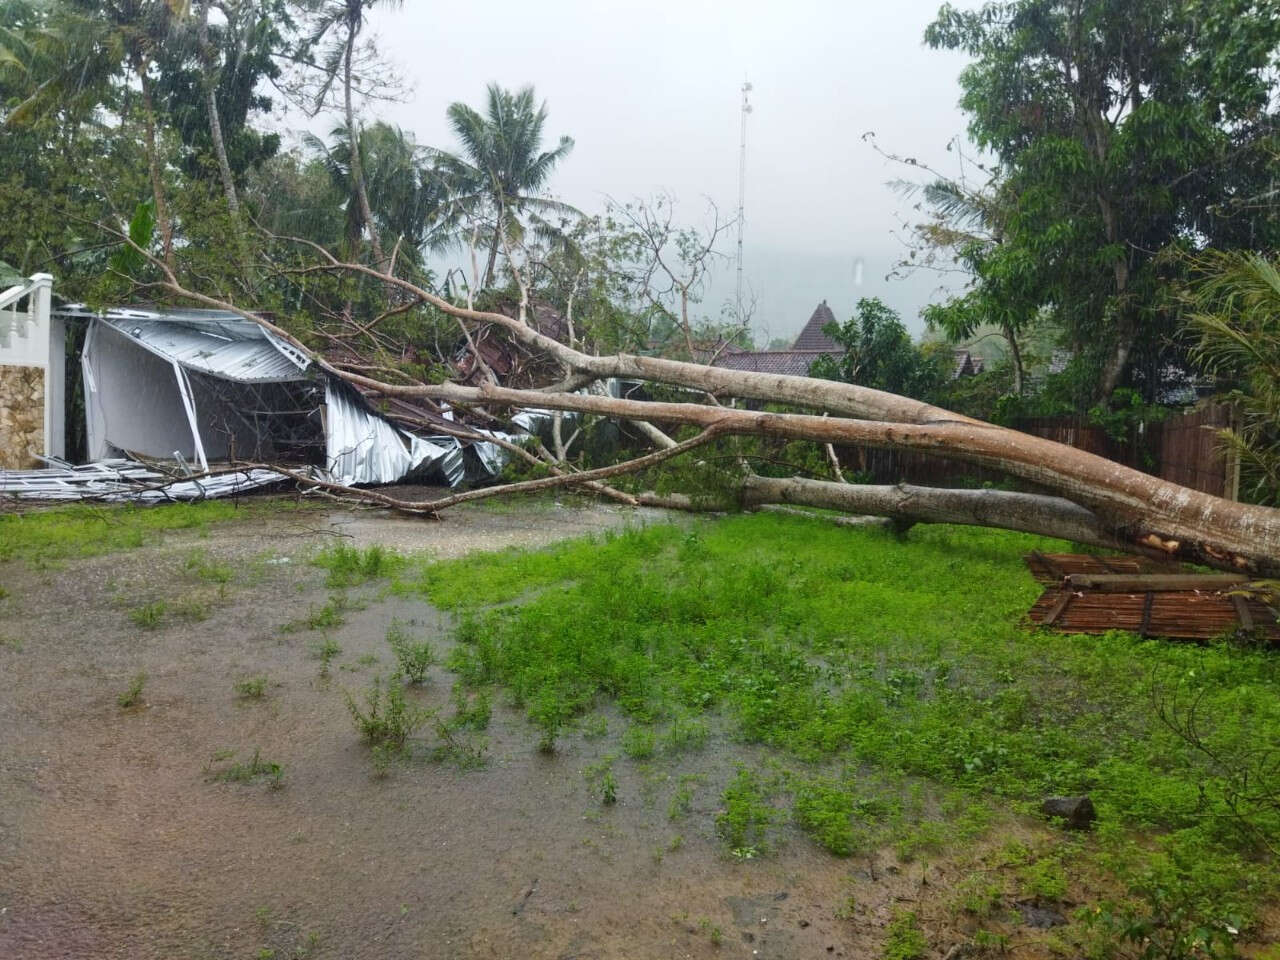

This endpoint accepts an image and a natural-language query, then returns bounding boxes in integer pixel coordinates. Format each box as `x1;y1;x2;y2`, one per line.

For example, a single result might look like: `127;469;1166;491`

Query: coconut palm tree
433;83;576;287
303;121;456;267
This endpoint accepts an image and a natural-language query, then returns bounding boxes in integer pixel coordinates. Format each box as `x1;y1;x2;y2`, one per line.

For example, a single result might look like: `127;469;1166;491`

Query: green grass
117;671;146;708
207;747;284;789
0;501;290;567
313;542;404;587
129;600;166;630
234;675;270;700
405;512;1280;944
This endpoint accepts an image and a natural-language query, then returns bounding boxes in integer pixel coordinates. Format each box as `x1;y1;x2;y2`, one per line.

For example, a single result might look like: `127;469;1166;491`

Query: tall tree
299;0;404;269
926;0;1280;402
433;84;576;286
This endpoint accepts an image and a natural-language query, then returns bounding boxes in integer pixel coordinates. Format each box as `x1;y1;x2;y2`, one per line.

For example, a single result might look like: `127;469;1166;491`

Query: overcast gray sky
365;0;978;343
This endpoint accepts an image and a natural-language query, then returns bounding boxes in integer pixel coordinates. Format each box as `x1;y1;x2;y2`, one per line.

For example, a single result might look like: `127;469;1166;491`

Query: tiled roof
712;350;830;377
791;301;841;352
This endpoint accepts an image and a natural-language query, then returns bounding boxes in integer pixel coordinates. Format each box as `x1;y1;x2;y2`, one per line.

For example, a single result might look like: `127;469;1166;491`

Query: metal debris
0;458;288;502
1024;553;1279;641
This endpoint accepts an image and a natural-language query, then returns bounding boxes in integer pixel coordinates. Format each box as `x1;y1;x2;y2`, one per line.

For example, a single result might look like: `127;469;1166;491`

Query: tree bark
138;69;175;272
741;476;1139;555
1003;322;1024;396
199;1;238;215
344;26;384;269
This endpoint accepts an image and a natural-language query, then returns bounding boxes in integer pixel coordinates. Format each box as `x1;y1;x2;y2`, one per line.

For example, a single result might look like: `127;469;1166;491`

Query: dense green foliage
1185;250;1280;506
810;297;950;400
924;0;1280;405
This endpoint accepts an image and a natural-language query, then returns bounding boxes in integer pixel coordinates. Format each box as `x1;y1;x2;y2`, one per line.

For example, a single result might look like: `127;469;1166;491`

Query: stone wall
0;364;44;469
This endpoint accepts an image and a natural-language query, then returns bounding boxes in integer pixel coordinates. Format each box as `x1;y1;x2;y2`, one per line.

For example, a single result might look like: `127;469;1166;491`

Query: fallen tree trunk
398;381;1278;576
741;475;1142;556
126;238;1280;576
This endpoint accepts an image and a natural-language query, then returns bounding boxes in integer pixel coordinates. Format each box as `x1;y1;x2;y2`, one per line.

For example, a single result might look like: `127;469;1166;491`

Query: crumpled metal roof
57;305;311;383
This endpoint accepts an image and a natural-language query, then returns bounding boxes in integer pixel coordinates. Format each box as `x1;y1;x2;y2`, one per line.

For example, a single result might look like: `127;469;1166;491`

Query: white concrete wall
0;274;63;459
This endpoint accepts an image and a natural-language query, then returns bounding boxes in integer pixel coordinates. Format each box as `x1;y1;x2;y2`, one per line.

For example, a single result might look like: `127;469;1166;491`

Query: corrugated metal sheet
0;458;287;501
56;306;310;383
324;381;462;486
101;316;308;382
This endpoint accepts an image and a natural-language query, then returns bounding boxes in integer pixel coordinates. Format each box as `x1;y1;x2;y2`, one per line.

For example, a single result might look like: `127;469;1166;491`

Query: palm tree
299;0;403;269
1187;250;1280;506
433;84;576;287
304;121;456;265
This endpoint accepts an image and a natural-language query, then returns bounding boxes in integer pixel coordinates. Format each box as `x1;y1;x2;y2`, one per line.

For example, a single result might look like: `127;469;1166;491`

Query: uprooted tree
122;231;1280;579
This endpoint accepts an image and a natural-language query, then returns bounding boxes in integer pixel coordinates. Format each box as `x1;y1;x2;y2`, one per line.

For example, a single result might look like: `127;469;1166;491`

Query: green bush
387;620;435;684
345;675;429;748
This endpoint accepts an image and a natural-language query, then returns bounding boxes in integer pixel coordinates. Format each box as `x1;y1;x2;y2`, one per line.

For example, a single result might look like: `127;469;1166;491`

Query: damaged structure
0;274;558;500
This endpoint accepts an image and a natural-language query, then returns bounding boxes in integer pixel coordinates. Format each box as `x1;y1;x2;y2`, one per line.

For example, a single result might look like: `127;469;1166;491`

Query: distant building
952;349;986;379
712;301;842;377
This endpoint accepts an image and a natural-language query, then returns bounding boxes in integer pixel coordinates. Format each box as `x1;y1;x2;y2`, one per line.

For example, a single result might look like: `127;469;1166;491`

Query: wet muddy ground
0;497;1035;959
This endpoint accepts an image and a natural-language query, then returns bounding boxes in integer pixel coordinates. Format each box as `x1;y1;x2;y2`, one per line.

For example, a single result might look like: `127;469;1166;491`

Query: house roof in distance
791;300;841;352
713;350;828;378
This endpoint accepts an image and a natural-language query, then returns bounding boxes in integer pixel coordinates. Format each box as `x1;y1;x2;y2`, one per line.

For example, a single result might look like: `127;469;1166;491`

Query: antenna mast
736;80;752;327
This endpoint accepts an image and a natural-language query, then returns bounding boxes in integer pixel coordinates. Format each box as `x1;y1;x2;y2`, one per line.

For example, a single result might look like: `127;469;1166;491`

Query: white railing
0;273;53;361
0;273;63;459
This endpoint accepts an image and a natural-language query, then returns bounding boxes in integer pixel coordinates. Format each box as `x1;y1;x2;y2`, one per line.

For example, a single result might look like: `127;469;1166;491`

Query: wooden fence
837;401;1238;499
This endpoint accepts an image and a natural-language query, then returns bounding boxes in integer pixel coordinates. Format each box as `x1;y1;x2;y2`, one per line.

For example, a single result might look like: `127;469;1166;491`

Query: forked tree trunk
150;258;1280;578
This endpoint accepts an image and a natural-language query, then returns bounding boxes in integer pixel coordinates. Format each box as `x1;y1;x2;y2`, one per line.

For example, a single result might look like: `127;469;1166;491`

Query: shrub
345;675;429;748
387;620;435;684
715;768;778;857
882;910;927;960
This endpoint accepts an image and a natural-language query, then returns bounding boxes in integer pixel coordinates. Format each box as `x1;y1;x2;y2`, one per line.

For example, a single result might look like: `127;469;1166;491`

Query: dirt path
0;498;958;959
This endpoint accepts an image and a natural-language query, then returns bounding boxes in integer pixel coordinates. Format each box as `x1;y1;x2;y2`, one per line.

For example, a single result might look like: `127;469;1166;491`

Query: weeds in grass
0;635;22;652
715;768;778;857
410;513;1280;922
621;725;656;760
580;714;608;739
668;775;700;821
882;910;927;960
185;548;234;584
234;675;269;700
345;675;429;748
117;672;146;708
447;683;492;731
791;775;858;856
660;715;709;755
953;876;1003;918
172;597;212;622
387;620;435;684
310;637;341;676
129;601;166;629
306;595;348;630
208;748;283;789
428;718;489;769
584;755;619;805
370;741;396;778
313;542;403;587
1020;856;1068;901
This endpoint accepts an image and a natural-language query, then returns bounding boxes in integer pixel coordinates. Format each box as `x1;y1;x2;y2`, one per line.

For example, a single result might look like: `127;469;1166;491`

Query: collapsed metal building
0;274;549;500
